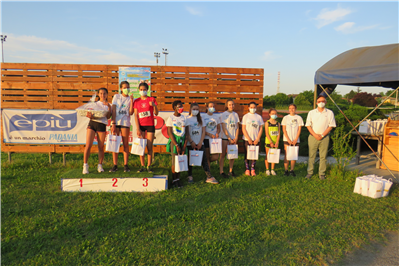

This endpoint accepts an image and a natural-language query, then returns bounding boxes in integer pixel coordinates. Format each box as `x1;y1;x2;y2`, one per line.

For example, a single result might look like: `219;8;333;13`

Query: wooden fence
1;63;264;155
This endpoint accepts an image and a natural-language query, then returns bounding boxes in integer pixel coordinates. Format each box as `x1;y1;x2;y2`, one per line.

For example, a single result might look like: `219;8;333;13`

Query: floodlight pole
162;48;169;66
1;35;7;63
154;52;160;66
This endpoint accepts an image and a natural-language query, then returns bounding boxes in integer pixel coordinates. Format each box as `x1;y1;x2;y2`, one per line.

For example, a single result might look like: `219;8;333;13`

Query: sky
1;1;398;97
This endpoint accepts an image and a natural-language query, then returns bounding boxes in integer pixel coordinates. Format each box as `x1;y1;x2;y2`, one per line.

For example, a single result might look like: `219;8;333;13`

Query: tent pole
313;84;317;109
318;85;398;181
344;86;399;139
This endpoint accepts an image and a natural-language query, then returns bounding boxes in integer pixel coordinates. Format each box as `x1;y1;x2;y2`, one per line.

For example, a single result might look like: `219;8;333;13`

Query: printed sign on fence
119;67;151;98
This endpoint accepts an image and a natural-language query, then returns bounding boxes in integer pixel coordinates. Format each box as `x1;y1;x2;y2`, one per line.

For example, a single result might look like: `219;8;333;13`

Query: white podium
61;175;168;192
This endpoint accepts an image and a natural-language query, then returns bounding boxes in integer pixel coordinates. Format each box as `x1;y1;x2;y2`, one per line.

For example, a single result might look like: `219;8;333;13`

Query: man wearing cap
305;95;336;180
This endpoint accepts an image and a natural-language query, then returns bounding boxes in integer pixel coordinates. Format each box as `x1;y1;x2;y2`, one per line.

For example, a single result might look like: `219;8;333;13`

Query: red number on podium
79;179;83;187
112;178;118;187
143;178;148;187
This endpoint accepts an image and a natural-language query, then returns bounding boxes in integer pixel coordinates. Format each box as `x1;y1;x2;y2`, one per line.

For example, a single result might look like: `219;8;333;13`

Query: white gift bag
353;177;365;194
105;134;122;153
247;145;259;160
369;180;383;199
131;137;147;156
189;150;203;166
286;145;299;161
267;148;280;164
360;177;371;197
381;179;393;197
210;138;222;154
227;145;238;159
175;155;188;173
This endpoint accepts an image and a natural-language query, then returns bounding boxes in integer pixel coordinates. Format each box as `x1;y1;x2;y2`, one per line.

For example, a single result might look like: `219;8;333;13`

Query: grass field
2;152;399;265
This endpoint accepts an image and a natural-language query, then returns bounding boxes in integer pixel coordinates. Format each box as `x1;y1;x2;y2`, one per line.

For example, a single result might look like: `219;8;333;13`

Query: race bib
192;130;200;136
271;131;279;136
139;111;150;118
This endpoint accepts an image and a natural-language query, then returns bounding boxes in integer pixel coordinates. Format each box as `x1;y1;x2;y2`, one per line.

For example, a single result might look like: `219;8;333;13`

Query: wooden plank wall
1;63;264;154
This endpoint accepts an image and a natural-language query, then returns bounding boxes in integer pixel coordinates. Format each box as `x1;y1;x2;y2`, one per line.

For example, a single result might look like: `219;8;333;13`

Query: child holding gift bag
219;99;240;178
166;100;188;188
186;103;219;184
133;82;158;173
265;108;280;176
242;102;264;176
281;104;304;177
202;102;221;168
109;81;134;173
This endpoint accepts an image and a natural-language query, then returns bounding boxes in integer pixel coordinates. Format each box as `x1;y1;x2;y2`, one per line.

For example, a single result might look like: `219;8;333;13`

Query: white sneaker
82;164;89;174
97;164;104;173
266;170;271;176
271;170;276;176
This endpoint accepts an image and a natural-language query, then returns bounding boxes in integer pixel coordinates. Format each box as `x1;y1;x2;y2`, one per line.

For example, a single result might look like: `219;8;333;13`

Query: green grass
2;152;399;265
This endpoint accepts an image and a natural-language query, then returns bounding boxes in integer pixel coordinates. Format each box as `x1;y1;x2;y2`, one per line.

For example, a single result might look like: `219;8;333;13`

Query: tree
352;92;377;107
294;94;311;106
273;93;292;106
344;90;357;100
263;95;275;108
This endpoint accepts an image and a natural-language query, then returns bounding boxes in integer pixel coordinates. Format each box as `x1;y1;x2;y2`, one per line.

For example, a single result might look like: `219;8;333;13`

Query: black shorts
116;125;130;129
283;141;300;146
265;144;275;148
222;139;229;142
139;125;155;133
87;120;106;132
204;139;210;148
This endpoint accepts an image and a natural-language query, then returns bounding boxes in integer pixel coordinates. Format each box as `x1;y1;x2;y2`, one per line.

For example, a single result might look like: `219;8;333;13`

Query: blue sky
2;1;398;96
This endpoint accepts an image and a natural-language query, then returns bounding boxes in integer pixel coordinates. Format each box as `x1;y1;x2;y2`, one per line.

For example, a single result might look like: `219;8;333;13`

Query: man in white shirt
305;95;336;180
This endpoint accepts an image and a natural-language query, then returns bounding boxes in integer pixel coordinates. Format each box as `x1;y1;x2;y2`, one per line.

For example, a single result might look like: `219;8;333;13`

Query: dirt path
334;231;399;266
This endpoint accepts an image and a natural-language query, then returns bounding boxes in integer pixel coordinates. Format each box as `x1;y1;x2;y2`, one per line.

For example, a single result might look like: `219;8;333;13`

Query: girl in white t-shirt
242;102;264;176
186;103;219;185
166;100;188;188
82;87;112;174
202;102;221;168
281;103;304;177
109;81;134;173
219;99;240;178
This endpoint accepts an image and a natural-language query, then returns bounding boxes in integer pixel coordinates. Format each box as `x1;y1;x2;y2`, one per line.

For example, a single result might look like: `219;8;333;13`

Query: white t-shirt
91;101;110;125
201;113;220;139
186;116;205;146
112;94;132;127
166;114;186;137
242;113;264;141
281;114;304;142
219;111;240;139
305;108;336;135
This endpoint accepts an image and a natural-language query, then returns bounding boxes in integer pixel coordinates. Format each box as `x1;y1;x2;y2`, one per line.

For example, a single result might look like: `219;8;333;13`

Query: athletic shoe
187;176;194;184
109;165;118;172
266;170;271;176
251;169;256;176
220;172;229;178
305;174;312;179
206;177;219;184
137;167;146;173
172;179;183;188
271;170;276;176
97;164;104;173
284;170;289;176
319;175;326;180
146;166;153;173
289;170;296;177
228;171;236;177
82;164;89;174
245;169;250;176
124;165;130;172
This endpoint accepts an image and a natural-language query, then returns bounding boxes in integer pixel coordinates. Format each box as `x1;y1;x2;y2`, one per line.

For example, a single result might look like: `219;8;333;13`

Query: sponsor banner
2;109;89;144
118;67;151;98
2;109;221;145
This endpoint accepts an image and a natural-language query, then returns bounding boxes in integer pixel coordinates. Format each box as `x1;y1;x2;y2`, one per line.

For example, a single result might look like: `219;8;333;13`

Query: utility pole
154;52;160;66
162;48;169;66
1;35;7;63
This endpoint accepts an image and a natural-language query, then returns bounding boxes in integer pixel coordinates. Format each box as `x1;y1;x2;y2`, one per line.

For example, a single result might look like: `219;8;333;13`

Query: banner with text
118;67;151;98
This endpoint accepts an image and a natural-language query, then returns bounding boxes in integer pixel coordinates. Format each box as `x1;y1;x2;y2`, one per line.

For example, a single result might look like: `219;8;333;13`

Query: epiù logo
9;113;77;132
